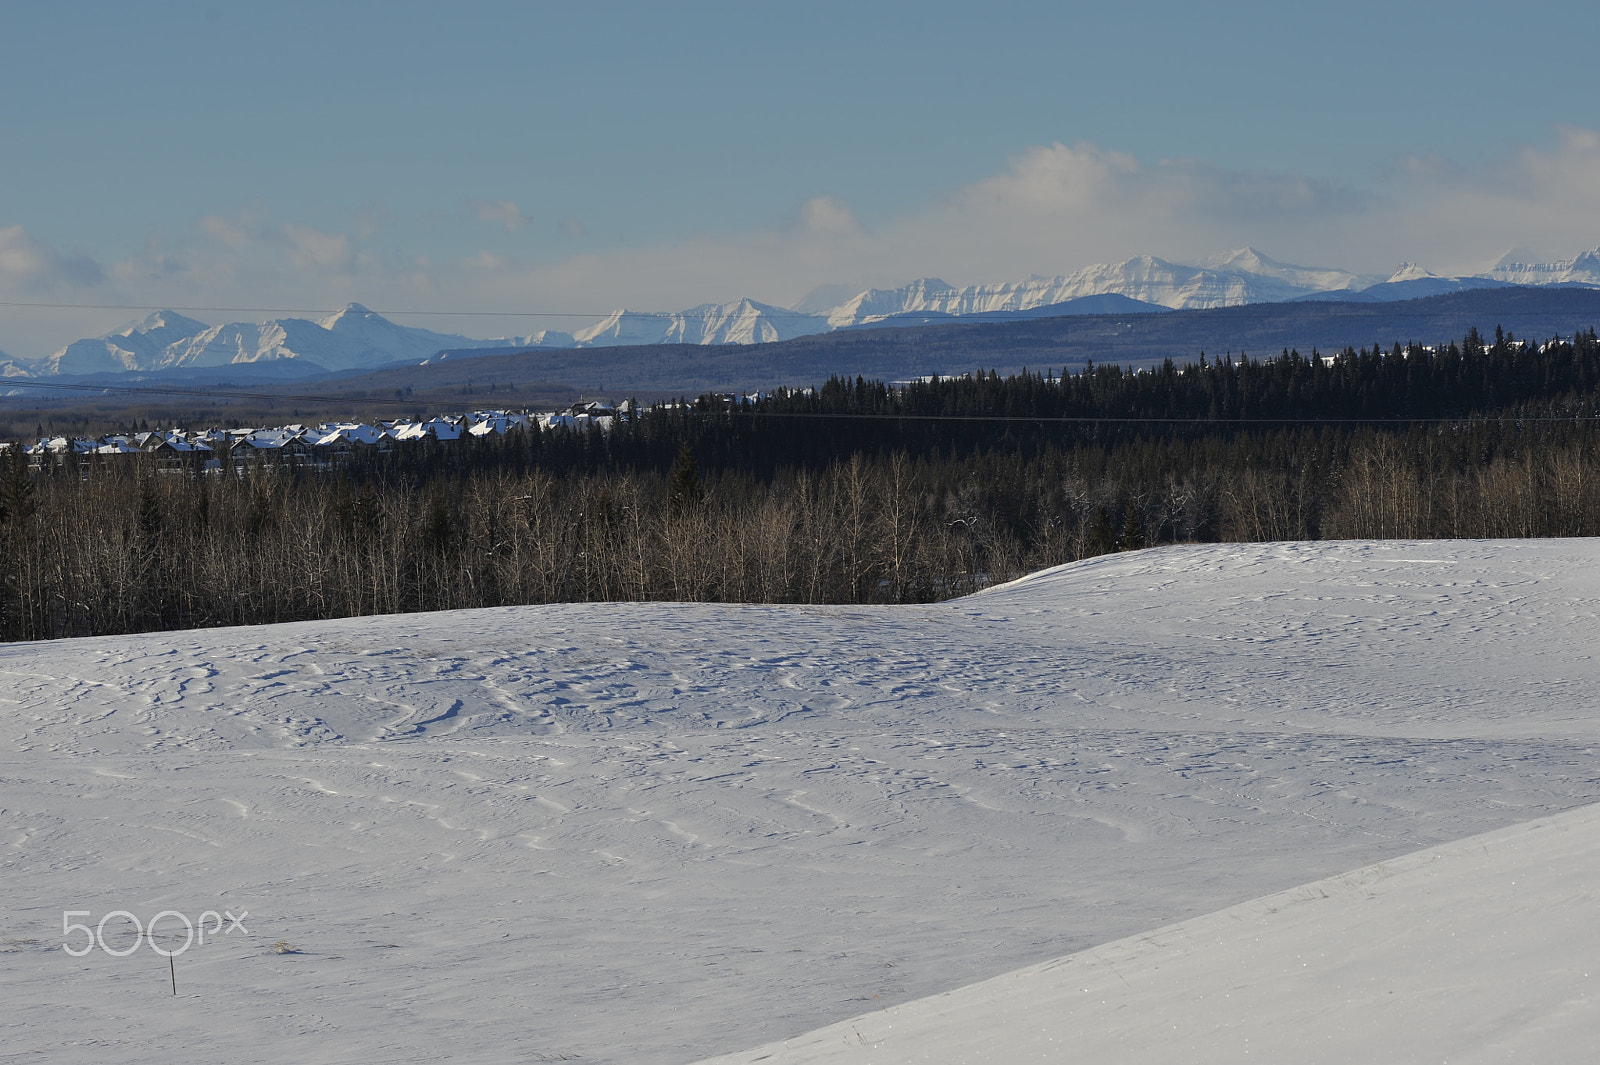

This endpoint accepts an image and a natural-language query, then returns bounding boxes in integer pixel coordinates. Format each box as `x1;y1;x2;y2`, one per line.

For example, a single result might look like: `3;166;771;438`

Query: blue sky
4;0;1600;356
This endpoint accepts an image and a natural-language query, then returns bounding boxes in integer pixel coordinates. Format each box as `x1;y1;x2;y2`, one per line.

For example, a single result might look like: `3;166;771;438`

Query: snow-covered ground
2;540;1597;1063
699;801;1600;1065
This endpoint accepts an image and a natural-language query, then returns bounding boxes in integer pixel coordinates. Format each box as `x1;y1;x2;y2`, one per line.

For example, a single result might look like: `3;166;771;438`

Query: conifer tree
668;443;704;513
1119;508;1145;551
0;446;33;639
1086;506;1116;557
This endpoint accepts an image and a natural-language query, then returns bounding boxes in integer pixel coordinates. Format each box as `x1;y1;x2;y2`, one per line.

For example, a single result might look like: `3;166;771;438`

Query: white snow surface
3;539;1599;1063
699;800;1600;1065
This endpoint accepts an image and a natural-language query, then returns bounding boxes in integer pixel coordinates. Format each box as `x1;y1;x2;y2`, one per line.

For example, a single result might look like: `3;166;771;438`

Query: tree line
4;325;1600;642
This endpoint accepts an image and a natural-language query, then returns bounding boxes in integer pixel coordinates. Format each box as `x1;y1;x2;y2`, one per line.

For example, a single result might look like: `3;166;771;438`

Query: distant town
11;400;634;468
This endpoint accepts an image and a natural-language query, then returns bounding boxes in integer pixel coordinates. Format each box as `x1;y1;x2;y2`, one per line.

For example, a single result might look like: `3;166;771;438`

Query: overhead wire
0;378;428;406
4;375;1595;426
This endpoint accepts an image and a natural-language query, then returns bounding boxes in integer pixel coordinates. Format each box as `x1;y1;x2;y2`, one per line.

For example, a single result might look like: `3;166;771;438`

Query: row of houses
17;402;629;469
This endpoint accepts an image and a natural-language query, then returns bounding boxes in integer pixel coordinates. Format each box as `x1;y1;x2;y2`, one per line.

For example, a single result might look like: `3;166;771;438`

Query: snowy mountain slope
575;297;828;346
570;246;1590;340
1202;246;1377;292
1008;291;1168;316
834;291;1167;331
822;250;1380;327
1488;246;1600;286
313;303;513;364
41;310;211;375
164;303;528;372
821;278;960;328
160;316;367;371
34;304;527;376
1296;262;1515;303
0;348;33;377
3;540;1600;1063
699;800;1600;1065
512;327;577;348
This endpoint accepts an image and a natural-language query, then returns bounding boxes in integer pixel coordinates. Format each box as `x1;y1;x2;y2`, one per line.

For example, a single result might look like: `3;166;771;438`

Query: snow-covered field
702;801;1600;1065
2;540;1597;1063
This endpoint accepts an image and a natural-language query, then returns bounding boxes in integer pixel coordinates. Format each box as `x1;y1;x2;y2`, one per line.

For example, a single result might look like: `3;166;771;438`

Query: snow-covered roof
467;413;531;436
391;416;463;441
235;428;309;450
311;424;390;447
4;403;646;458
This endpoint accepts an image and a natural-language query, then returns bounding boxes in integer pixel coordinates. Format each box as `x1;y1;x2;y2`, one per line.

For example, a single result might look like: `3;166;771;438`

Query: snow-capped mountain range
823;249;1380;330
1487;247;1600;286
7;246;1600;378
30;305;573;377
573;298;827;346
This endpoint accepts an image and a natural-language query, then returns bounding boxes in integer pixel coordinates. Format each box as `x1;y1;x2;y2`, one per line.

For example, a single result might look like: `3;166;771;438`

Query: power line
5;376;1593;426
0;378;435;406
3;297;1598;324
725;410;1600;425
0;301;613;319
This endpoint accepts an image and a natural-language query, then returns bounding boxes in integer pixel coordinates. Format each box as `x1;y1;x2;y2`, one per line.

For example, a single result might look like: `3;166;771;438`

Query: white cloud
0;224;103;292
282;224;355;272
1366;125;1600;273
468;198;529;233
797;196;862;237
0;226;114;358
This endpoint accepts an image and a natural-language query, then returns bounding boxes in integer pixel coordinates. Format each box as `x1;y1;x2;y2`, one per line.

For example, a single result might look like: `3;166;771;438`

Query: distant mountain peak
34;301;520;377
122;309;210;337
1386;263;1440;283
318;302;379;329
23;244;1600;379
1488;245;1600;285
572;297;829;347
1205;247;1276;270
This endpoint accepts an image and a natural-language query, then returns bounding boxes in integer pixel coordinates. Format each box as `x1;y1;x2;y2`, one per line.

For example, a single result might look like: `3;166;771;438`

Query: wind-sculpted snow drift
2;540;1598;1063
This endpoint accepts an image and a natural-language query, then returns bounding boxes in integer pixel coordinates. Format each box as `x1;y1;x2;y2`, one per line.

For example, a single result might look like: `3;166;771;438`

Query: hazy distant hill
8;288;1600;431
838;292;1167;329
365;286;1600;395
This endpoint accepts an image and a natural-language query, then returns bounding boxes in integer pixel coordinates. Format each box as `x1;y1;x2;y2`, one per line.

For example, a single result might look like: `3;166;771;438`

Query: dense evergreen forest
4;326;1600;642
